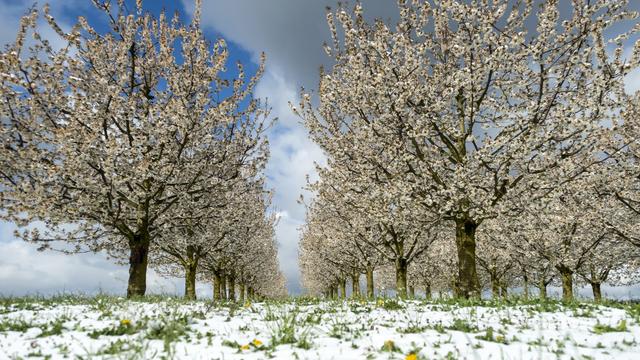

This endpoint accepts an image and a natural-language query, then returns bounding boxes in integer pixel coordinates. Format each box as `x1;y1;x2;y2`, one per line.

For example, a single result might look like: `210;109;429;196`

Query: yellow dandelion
252;339;263;347
120;319;131;326
377;299;384;306
405;353;418;360
240;344;250;351
244;302;251;308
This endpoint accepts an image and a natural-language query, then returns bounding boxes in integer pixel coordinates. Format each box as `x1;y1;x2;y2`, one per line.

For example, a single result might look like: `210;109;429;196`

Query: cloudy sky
0;0;639;297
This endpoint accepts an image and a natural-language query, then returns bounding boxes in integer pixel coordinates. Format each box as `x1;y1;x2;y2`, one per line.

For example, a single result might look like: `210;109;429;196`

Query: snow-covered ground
1;297;639;359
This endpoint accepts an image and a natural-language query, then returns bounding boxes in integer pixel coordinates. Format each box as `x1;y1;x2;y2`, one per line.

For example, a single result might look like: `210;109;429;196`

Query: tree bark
558;266;574;301
366;266;374;299
339;278;347;299
409;286;415;298
500;282;508;299
239;282;246;303
490;273;500;299
228;274;236;302
220;275;227;301
395;257;408;298
184;263;197;300
523;274;529;300
213;273;222;301
183;246;198;300
538;278;547;300
351;274;359;297
454;218;480;298
127;232;150;298
591;282;602;302
424;282;432;300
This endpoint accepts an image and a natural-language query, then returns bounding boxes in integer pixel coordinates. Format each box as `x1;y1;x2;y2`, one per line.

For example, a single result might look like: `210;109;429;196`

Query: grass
592;319;628;334
1;294;640;358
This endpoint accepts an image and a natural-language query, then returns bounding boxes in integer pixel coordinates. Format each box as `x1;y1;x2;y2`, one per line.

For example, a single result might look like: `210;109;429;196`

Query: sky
0;0;639;298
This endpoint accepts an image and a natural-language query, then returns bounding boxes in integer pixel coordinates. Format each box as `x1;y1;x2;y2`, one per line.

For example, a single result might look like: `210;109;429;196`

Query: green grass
592;319;628;334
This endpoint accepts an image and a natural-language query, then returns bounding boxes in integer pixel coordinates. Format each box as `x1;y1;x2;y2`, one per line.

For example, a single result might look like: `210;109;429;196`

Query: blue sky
1;0;640;298
0;0;328;296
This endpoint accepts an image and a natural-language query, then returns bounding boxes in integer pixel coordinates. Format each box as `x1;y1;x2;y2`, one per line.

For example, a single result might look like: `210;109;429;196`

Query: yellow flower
120;319;131;326
240;344;250;351
405;353;418;360
377;299;384;306
252;339;263;347
244;302;251;308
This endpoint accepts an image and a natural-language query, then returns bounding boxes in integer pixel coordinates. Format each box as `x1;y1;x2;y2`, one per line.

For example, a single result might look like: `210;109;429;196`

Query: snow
1;298;639;359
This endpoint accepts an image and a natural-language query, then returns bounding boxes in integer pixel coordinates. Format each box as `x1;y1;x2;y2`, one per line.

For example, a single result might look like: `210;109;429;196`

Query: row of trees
0;0;286;299
298;0;640;300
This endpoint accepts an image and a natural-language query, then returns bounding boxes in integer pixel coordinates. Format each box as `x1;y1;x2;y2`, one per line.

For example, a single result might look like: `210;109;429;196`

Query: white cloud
0;221;210;297
255;70;326;293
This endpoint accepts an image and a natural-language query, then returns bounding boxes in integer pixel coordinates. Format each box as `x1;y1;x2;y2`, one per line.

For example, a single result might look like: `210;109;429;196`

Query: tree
296;0;639;298
0;0;269;297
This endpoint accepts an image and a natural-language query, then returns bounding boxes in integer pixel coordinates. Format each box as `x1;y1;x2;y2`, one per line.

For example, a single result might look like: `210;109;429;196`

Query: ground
1;296;639;359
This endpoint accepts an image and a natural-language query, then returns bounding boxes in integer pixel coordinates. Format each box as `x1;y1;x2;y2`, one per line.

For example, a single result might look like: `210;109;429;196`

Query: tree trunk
409;286;415;298
454;218;480;298
184;263;197;300
183;246;198;300
351;274;359;297
523;274;529;300
591;282;602;302
339;278;347;299
395;257;408;298
490;273;500;299
538;278;547;300
559;266;574;301
220;275;227;301
127;232;150;298
424;282;431;300
239;283;246;303
213;273;222;301
228;274;236;302
366;266;374;299
500;282;508;299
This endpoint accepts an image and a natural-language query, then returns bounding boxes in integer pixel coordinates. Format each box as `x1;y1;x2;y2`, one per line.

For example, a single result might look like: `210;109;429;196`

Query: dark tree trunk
366;266;374;298
539;278;547;300
351;274;359;297
591;282;602;302
228;274;236;302
500;282;508;299
220;274;227;300
454;218;480;298
558;266;574;301
183;246;198;300
213;273;222;301
184;263;197;300
424;282;431;300
395;257;408;298
523;274;529;300
409;286;415;298
490;273;500;299
339;278;347;299
127;232;150;298
239;282;246;303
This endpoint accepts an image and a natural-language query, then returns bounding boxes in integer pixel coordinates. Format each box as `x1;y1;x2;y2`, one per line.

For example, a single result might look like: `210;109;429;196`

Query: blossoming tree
0;0;270;297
